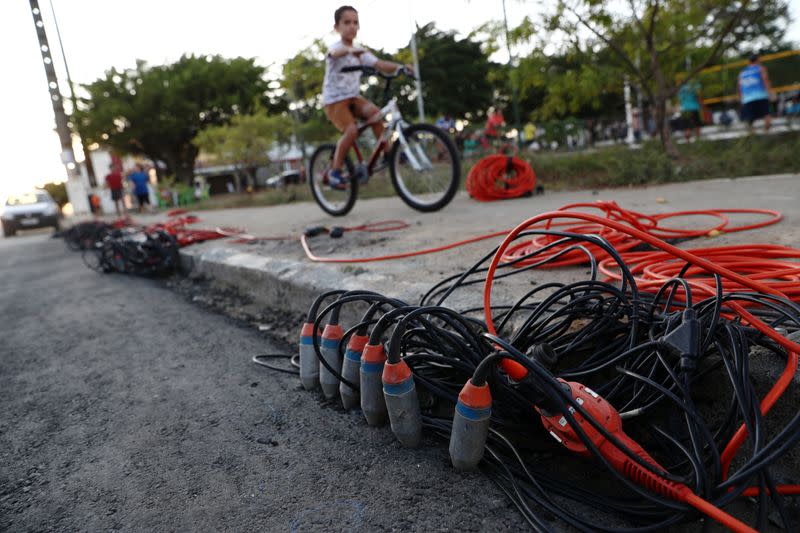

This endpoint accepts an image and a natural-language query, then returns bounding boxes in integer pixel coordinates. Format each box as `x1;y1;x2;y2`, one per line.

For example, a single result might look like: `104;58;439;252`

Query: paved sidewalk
130;172;800;314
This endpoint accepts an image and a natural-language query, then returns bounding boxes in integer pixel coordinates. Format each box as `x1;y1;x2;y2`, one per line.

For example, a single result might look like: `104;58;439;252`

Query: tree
74;54;269;183
515;48;624;121
396;23;494;119
281;41;327;113
543;0;789;156
194;110;292;189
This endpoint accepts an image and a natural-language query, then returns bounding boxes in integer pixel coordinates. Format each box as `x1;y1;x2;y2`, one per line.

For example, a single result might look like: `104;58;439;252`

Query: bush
525;132;800;190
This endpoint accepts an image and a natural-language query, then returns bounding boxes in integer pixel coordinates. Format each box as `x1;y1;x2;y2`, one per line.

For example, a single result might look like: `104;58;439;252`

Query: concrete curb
179;244;431;317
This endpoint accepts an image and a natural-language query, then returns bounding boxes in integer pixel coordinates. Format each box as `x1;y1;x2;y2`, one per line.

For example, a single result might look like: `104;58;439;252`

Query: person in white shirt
322;5;413;189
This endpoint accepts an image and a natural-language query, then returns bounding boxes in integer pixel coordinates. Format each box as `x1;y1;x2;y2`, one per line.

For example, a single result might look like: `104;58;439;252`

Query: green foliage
74;54;269;182
281;24;491;134
530;132;800;189
407;23;493;118
42;182;67;207
281;41;327;111
194;110;292;168
296;109;338;143
539;0;789;153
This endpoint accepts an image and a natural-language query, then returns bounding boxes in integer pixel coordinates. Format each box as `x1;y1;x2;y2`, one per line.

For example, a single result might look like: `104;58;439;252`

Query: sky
1;0;798;197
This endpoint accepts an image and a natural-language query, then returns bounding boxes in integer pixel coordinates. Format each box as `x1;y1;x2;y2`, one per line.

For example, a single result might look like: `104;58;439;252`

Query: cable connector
360;343;388;426
382;359;422;447
298;322;320;391
525;342;558;371
329;226;345;239
304;226;328;238
660;308;700;372
319;323;344;400
449;379;492;471
340;334;368;410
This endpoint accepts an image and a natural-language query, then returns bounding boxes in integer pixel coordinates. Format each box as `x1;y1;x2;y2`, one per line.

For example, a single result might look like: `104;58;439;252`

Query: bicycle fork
394;123;433;172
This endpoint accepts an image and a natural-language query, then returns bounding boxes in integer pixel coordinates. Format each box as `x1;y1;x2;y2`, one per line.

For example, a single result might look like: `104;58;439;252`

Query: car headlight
44;204;59;216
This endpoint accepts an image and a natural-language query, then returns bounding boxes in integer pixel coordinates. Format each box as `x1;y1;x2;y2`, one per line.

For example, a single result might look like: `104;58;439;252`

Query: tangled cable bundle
466;154;537;201
62;212;234;276
254;205;800;532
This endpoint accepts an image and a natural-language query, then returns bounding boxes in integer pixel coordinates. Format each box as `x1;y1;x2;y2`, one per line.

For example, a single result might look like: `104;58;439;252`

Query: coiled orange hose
466;155;536;201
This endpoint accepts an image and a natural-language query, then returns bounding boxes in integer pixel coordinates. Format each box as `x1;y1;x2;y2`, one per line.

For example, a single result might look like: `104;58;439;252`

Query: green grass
528;131;800;190
188;132;800;211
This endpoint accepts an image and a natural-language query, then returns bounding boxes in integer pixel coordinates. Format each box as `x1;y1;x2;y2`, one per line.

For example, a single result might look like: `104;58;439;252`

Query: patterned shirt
322;40;378;105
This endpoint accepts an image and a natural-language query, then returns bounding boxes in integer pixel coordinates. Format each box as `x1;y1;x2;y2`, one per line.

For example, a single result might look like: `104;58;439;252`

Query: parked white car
1;190;61;237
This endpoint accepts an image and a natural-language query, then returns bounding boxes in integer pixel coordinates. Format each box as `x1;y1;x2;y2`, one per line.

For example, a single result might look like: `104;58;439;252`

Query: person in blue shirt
738;54;773;133
677;79;703;141
127;164;151;213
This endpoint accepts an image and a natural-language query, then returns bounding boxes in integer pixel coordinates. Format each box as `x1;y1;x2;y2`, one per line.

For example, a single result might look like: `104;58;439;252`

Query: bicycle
308;66;461;216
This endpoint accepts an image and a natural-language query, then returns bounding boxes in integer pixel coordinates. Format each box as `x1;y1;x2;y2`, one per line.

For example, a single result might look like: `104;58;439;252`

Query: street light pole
28;0;89;213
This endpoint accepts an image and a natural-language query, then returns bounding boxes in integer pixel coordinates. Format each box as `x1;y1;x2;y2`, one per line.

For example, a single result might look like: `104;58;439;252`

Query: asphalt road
0;234;523;532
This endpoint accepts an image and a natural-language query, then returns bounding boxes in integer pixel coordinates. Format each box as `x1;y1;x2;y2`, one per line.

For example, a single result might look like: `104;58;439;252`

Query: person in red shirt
484;107;506;140
104;165;125;216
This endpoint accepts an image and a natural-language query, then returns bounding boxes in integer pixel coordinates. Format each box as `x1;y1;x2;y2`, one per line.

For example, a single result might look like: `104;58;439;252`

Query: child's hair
334;5;357;25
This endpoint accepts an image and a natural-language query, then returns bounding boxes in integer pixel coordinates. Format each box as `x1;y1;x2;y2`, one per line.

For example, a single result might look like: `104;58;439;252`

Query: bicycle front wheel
389;123;460;212
308;143;357;217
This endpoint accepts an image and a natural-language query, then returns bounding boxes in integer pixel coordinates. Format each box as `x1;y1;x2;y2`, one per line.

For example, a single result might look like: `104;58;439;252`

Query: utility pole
406;0;425;122
49;0;96;187
29;0;89;213
502;0;521;146
409;27;425;122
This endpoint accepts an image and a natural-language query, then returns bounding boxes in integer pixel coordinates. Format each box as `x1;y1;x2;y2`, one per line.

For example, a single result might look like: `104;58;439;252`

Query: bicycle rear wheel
389;123;460;212
308;143;357;217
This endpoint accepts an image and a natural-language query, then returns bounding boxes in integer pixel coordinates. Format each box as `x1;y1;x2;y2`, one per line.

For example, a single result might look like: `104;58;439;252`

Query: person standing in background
738;54;774;133
127;164;150;213
104;164;125;216
678;78;703;142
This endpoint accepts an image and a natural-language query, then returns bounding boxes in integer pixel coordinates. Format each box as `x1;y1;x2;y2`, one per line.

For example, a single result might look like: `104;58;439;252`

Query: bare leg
358;102;384;140
764;115;772;132
332;124;358;171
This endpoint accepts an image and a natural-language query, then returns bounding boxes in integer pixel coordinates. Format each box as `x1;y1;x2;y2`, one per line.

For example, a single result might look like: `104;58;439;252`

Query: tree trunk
174;162;195;185
652;71;679;159
232;168;244;192
163;145;198;185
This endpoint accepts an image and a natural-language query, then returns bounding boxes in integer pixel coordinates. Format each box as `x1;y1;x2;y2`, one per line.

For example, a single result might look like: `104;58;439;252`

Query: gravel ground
4;227;799;531
0;234;527;532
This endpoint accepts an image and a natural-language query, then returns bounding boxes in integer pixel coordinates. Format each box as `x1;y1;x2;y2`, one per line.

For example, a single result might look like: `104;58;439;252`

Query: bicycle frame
351;97;432;175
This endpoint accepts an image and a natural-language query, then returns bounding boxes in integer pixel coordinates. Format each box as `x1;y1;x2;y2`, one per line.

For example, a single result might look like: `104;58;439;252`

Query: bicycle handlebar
340;65;409;79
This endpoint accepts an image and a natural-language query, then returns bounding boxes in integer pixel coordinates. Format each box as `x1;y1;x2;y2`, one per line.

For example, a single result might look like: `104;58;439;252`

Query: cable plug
525;342;559;371
340;334;368;410
298;322;320;391
329;226;345;239
382;359;422;447
360;342;388;426
304;226;328;238
449;379;492;471
660;308;700;372
538;381;689;498
319;323;344;400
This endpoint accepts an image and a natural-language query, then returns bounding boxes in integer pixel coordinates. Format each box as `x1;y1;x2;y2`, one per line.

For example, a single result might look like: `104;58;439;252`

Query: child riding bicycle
322;5;414;189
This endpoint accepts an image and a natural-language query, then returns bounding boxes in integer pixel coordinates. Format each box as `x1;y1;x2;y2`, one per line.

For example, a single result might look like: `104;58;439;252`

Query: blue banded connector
340;334;368;410
382;359;422;448
360;343;387;426
299;322;319;390
449;380;492;471
319;324;344;400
